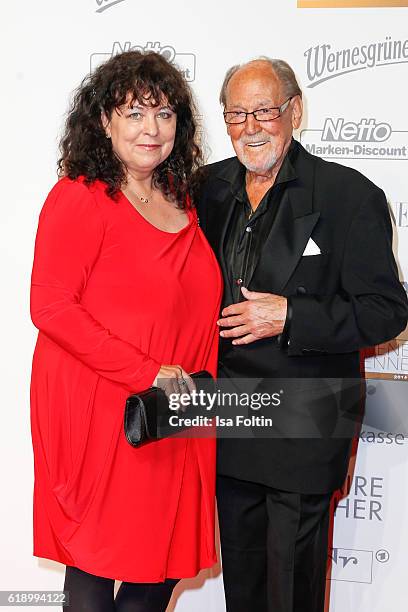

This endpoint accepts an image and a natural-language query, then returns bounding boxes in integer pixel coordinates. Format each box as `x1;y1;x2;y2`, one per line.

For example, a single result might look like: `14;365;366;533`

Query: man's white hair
219;57;302;107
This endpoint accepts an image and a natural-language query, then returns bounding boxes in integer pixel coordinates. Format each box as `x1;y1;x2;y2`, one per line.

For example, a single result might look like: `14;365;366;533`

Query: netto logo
95;0;127;12
90;42;196;81
304;36;408;88
300;118;408;160
322;118;391;142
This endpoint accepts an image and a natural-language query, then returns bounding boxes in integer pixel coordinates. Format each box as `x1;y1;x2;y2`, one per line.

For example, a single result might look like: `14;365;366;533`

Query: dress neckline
119;190;193;235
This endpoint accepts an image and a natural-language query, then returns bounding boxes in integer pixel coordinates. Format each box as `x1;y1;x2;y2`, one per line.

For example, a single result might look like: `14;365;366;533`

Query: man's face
225;63;302;175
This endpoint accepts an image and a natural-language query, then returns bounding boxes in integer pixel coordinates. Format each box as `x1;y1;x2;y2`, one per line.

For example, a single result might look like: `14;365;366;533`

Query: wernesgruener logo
300;118;408;160
95;0;127;12
304;36;408;88
90;41;196;81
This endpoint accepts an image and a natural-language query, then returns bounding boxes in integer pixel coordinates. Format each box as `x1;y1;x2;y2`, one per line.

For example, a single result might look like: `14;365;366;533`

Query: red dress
30;177;222;582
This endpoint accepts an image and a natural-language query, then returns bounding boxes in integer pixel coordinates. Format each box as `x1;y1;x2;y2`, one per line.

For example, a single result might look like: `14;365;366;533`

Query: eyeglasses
223;97;293;125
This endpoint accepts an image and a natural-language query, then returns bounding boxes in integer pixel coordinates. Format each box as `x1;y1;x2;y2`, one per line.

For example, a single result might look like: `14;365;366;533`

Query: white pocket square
302;238;321;256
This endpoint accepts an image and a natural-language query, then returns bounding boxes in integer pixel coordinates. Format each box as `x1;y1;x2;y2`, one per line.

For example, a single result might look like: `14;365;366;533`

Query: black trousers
216;475;331;612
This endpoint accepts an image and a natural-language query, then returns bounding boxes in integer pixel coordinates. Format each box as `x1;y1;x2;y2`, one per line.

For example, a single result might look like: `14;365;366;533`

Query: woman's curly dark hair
58;51;203;207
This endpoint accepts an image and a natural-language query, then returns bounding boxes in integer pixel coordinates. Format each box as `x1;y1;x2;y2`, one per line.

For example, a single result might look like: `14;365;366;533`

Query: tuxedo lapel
250;193;320;293
249;146;319;293
203;144;319;296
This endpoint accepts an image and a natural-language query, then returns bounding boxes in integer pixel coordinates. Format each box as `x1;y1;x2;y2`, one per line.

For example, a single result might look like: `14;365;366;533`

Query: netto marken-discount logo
95;0;127;12
304;36;408;88
90;42;196;82
300;118;408;160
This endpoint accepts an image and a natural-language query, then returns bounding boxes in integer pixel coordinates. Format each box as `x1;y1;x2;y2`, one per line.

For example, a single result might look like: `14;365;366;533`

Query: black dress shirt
223;141;298;306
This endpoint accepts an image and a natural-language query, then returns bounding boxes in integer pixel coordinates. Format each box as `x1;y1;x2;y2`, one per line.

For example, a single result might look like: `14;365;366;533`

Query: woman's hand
153;365;196;400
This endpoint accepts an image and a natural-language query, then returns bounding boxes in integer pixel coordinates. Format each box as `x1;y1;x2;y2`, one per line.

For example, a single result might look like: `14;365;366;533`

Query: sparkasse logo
300;118;408;160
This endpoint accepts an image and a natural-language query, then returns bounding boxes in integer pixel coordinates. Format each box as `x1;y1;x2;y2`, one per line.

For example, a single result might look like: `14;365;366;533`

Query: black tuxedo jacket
196;140;408;494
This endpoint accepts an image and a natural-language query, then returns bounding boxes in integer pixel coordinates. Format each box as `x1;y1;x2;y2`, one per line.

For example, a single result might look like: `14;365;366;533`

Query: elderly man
196;59;408;612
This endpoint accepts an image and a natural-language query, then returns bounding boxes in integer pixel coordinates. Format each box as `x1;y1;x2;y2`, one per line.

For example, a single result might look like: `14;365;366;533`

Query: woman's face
103;93;177;177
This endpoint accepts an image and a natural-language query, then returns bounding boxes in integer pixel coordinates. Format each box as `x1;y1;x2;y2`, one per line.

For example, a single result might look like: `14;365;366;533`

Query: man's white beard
236;139;280;174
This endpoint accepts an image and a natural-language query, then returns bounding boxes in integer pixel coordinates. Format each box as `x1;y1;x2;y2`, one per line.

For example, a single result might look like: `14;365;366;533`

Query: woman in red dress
30;51;222;611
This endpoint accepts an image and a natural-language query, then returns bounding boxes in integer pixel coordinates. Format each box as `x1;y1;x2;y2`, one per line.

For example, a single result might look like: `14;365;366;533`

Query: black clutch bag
124;370;215;448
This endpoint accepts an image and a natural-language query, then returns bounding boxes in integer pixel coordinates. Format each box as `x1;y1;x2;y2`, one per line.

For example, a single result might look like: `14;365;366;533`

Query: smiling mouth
246;141;269;148
137;144;161;150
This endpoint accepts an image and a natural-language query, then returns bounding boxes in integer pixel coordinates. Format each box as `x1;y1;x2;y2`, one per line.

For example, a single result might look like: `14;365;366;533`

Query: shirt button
236;278;243;286
246;226;252;233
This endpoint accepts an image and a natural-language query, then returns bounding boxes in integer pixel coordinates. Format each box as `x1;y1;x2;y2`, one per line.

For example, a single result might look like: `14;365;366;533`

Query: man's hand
217;287;287;346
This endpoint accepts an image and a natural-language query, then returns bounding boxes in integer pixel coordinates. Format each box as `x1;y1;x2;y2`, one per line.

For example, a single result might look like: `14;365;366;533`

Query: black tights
63;565;178;612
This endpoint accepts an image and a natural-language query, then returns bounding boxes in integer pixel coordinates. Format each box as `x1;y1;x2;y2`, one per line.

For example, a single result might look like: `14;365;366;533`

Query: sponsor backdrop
1;0;407;610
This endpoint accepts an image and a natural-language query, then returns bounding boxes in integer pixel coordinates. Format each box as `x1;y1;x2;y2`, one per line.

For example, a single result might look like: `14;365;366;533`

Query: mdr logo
328;547;391;584
329;548;374;583
90;41;196;81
